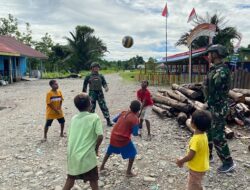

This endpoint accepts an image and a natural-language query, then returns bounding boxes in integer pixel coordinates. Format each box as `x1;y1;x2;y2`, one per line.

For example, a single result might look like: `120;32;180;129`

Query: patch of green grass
79;69;117;77
119;70;140;82
42;72;70;79
42;69;118;79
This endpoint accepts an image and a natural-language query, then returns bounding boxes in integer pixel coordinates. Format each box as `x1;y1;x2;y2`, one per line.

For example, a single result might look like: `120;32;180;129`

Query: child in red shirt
137;80;153;140
100;100;141;177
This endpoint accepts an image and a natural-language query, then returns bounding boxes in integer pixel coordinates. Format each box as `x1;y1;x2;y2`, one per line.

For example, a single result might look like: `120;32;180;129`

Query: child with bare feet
137;80;153;140
100;100;141;177
62;93;103;190
43;80;65;141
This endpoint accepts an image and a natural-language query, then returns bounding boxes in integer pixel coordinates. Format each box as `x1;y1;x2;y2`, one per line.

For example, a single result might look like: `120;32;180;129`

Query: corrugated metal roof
158;48;207;63
0;35;47;59
0;43;20;56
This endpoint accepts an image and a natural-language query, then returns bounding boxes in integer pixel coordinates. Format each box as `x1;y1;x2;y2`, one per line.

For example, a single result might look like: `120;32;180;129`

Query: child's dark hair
142;80;149;86
49;79;56;86
191;110;212;132
130;100;141;113
74;93;90;111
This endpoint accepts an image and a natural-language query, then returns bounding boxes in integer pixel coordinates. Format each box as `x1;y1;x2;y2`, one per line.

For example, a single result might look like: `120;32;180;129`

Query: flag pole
165;9;168;67
189;43;192;83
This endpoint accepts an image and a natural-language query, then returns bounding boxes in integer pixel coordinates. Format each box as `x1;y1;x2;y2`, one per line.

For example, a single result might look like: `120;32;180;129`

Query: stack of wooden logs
152;83;250;139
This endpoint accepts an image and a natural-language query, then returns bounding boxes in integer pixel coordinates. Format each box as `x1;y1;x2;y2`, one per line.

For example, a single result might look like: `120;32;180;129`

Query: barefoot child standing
137;80;153;140
43;79;65;141
100;100;141;177
63;93;103;190
176;110;212;190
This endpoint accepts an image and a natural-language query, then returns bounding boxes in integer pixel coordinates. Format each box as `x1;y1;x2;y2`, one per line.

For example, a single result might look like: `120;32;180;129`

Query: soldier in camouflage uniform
83;62;113;126
204;44;235;173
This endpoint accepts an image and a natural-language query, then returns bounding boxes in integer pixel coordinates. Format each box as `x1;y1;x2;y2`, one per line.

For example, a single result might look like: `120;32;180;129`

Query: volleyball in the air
122;36;134;48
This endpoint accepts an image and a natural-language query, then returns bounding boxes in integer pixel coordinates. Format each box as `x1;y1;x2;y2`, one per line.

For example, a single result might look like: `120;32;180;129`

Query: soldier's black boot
106;118;113;127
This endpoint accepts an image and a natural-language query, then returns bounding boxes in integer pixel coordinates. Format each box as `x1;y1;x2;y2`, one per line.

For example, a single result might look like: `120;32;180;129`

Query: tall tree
18;23;33;46
34;33;54;56
0;14;33;46
0;14;19;36
176;13;241;53
65;25;107;72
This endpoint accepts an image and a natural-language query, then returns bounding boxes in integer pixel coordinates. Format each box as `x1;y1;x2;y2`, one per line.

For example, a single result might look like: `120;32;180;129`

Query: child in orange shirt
43;79;65;141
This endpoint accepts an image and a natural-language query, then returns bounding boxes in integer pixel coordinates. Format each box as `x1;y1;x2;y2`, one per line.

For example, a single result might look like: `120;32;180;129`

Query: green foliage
34;33;54;55
0;14;34;46
42;72;70;79
0;14;19;36
65;25;108;72
119;70;140;82
145;57;157;71
18;23;33;46
176;13;241;53
0;14;146;74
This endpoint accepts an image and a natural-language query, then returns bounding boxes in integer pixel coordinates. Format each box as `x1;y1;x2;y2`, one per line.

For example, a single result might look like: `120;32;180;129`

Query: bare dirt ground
0;74;249;190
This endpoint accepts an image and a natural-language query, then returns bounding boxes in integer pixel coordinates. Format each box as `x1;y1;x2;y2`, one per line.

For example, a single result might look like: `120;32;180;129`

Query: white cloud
0;0;249;61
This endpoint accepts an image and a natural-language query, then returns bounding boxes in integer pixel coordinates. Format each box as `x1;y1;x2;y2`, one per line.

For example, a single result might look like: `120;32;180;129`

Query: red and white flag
162;3;168;17
187;8;197;23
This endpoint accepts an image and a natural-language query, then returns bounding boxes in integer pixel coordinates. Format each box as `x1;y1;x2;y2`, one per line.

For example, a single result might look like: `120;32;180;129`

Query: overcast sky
0;0;250;61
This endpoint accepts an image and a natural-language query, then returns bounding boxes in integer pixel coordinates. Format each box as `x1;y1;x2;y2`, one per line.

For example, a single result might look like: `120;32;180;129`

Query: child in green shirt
62;93;103;190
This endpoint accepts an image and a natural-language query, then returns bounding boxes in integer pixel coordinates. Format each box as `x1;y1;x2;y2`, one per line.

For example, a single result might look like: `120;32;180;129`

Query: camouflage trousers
207;107;233;165
89;90;110;119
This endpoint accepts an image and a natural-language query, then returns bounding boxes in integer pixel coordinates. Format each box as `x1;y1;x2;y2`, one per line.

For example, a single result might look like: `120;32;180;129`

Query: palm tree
65;25;107;72
176;13;241;53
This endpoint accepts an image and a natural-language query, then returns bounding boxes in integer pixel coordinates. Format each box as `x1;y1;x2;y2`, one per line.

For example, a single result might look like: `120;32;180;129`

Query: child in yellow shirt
176;110;212;190
43;79;65;141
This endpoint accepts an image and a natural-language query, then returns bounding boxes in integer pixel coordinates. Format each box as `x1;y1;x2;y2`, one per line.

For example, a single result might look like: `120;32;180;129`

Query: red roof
0;35;47;59
0;43;19;55
167;48;206;59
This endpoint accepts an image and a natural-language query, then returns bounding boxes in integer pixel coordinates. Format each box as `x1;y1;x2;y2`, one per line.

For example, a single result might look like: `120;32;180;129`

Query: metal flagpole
189;43;192;83
165;8;168;76
166;8;168;63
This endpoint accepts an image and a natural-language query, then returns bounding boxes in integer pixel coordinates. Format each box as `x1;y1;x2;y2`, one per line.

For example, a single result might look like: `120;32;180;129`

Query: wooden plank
233;70;238;88
231;72;235;89
240;70;245;89
241;71;246;89
247;72;250;89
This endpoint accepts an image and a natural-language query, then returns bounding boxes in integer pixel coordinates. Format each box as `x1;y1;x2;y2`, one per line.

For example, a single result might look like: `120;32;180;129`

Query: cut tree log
172;83;202;100
185;118;194;133
152;105;167;117
228;90;245;103
154;103;176;113
235;103;250;117
225;126;234;139
245;97;250;105
177;112;188;125
182;83;204;98
232;88;250;96
158;89;168;94
182;83;203;91
165;90;188;103
174;90;189;100
193;101;208;110
152;93;193;113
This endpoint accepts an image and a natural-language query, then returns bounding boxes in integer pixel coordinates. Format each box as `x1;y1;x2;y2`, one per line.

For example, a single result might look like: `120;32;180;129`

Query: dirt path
0;74;249;190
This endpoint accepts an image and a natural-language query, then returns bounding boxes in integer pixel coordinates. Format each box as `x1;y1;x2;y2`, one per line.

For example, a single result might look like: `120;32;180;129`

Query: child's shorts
67;166;98;182
140;106;152;120
107;141;137;159
45;117;65;127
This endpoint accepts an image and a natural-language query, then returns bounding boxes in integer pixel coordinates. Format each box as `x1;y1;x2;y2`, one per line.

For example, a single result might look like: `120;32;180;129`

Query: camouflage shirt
204;63;231;115
82;73;107;92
